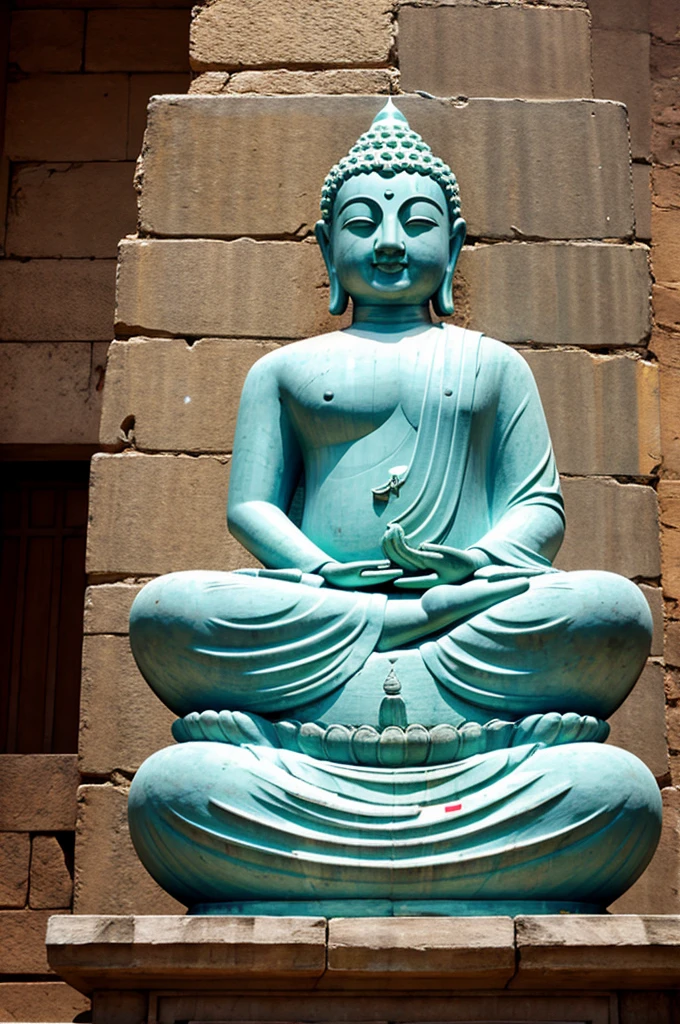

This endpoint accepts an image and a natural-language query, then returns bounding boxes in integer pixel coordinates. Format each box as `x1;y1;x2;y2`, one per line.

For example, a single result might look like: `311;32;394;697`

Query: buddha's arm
227;355;331;573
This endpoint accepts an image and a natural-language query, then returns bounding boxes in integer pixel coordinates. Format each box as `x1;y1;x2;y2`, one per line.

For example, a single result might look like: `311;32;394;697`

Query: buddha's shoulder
246;331;348;377
445;325;528;369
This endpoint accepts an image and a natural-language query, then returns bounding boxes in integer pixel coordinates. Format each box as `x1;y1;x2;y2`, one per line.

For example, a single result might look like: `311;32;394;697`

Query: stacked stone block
82;0;671;913
0;4;191;451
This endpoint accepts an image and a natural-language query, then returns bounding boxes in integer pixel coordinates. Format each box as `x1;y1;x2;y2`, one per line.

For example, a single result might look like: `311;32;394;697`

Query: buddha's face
322;171;464;309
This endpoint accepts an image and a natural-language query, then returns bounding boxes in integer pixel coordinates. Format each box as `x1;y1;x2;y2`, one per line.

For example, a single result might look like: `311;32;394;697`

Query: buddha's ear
315;219;349;317
432;217;466;318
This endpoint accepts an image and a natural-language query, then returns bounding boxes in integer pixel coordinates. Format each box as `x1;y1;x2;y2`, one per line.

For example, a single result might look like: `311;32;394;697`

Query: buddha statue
127;100;662;916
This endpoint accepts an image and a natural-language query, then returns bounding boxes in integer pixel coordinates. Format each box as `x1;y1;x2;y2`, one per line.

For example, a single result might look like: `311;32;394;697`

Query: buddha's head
315;100;466;318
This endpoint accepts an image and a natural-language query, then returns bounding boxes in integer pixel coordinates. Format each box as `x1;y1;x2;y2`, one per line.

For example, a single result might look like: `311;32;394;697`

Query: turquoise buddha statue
127;101;662;916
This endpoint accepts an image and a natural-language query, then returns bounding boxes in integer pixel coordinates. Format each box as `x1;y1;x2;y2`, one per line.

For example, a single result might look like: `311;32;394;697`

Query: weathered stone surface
224;68;399;95
633;162;652;240
74;785;183;915
640;584;664;657
9;10;84;71
593;29;651;160
0;756;78;831
653;207;680;282
86;453;247;577
459;243;651;348
188;71;230;94
326;917;515;987
608;663;668;781
660;482;680;602
0;982;89;1023
556;477;660;579
523;350;659;476
138;95;633;241
5;74;128;161
6;162;136;257
651;0;680;43
0;833;30;908
653;165;680;210
610;787;680;914
85;9;190;71
127;73;190;159
654;284;680;334
100;337;281;451
84;583;143;635
29;836;73;909
0;910;67;974
0;342;108;445
115;239;342;340
0;260;116;341
190;0;393;71
513;915;680;989
588;0;649;31
399;7;591;99
80;635;175;775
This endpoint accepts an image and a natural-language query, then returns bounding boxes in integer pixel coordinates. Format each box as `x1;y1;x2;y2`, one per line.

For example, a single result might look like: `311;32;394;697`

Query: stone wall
0;2;190;1018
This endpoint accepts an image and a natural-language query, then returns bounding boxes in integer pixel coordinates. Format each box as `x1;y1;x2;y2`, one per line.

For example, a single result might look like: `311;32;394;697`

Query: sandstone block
138;95;633;241
0;833;30;908
668;622;680;668
0;910;67;974
459;243;651;348
224;68;399;95
127;73;190;159
653;207;680;282
10;10;84;71
0;260;116;342
326;917;515;987
513;914;680;989
74;784;184;915
80;635;175;775
0;343;108;445
190;0;393;71
522;350;659;476
610;787;680;914
556;477;660;579
7;162;137;258
651;0;680;43
29;836;73;910
5;75;128;161
86;453;247;577
660;481;680;602
0;756;78;831
84;583;143;635
115;239;341;340
640;584;664;657
588;0;649;31
593;29;651;160
0;981;89;1023
653;166;680;209
399;7;591;99
654;284;680;333
633;162;652;240
608;663;668;781
100;337;280;452
86;10;190;72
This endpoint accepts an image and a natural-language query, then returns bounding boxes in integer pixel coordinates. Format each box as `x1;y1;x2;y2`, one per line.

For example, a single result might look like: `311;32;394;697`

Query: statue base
47;914;680;1024
189;898;604;917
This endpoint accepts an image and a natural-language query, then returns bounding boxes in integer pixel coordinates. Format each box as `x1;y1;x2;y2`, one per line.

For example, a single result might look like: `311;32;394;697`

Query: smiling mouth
373;260;408;275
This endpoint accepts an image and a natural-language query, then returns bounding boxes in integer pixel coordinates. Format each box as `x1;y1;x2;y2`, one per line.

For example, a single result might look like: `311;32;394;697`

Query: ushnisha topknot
320;99;461;225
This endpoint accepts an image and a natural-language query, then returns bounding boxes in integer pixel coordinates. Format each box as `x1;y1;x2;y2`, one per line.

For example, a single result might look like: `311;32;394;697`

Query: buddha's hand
319;559;404;589
382;523;487;590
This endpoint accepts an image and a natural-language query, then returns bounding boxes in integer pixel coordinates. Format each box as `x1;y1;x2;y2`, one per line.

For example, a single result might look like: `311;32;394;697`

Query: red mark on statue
445;803;462;813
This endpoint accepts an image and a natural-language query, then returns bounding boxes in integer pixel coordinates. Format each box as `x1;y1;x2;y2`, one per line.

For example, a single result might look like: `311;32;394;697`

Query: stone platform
47;914;680;1024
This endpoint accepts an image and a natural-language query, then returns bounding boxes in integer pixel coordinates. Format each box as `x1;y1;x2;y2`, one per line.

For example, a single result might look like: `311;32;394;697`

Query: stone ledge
47;914;680;996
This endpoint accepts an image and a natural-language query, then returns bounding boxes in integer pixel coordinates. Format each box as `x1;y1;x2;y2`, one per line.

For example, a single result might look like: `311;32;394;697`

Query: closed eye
405;216;438;228
343;216;378;230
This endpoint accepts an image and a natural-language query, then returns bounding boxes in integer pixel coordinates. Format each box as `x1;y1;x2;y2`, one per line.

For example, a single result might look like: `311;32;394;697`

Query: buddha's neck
351;304;432;331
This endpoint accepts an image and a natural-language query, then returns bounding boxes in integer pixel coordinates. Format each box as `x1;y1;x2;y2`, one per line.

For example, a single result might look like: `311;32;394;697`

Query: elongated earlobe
315;220;349;317
432;216;466;318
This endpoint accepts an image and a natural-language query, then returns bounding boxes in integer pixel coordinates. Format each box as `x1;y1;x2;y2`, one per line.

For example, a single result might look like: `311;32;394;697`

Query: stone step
137;95;634;241
115;238;650;348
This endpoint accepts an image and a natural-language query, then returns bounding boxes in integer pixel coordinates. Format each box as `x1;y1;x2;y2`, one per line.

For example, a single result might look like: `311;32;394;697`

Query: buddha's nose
374;235;406;261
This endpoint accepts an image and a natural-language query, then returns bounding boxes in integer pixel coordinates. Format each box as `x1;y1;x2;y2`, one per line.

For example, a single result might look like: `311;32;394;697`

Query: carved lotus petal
378;726;406;767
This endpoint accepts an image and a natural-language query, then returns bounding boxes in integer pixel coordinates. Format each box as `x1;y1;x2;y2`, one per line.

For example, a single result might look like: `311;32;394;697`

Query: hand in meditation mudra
128;101;661;916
